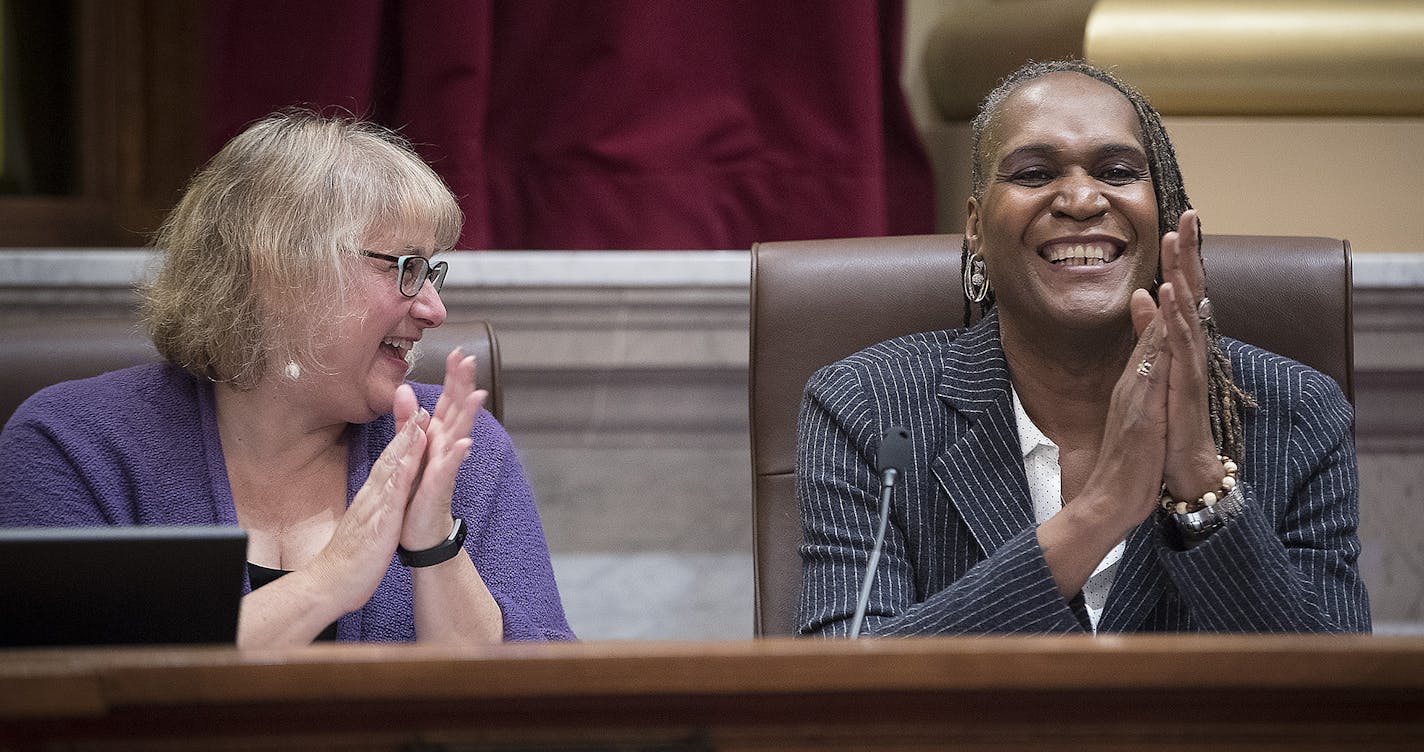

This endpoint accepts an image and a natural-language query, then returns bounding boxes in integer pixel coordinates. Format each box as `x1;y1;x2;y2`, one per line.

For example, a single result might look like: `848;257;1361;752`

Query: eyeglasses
360;251;449;298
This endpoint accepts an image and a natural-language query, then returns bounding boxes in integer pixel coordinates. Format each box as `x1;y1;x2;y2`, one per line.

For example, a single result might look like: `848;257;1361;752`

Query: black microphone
849;426;912;639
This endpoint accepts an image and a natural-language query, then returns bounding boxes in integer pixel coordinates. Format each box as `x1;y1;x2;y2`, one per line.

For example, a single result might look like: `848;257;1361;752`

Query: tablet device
0;526;247;647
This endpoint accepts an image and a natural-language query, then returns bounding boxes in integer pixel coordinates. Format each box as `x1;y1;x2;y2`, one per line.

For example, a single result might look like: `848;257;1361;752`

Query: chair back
748;233;1354;636
0;317;504;428
410;318;505;421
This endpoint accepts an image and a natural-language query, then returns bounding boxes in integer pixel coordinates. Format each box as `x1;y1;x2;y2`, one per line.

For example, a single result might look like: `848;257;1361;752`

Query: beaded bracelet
1158;455;1239;515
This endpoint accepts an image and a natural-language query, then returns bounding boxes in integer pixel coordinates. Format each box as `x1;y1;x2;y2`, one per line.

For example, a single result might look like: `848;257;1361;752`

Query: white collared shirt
1012;388;1125;633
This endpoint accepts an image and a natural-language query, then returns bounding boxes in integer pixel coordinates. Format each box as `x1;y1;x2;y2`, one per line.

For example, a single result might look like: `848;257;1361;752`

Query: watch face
1175;505;1215;535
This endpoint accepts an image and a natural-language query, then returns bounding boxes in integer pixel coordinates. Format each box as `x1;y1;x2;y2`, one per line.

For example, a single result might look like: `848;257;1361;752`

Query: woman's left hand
1158;209;1226;500
392;349;504;644
392;348;487;551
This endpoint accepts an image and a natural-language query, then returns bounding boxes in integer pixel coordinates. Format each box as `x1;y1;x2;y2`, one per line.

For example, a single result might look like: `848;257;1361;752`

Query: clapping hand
392;348;487;552
1157;210;1225;501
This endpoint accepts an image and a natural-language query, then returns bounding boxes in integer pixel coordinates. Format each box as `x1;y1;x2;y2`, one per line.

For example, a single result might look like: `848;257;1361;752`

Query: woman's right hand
238;417;428;647
1038;290;1173;597
306;417;428;614
1081;288;1175;528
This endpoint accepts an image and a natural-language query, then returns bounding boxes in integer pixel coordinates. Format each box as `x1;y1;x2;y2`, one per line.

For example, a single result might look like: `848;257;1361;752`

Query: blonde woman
0;111;573;646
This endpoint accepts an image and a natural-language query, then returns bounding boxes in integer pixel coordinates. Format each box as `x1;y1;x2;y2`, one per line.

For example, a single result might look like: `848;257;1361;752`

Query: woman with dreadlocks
795;60;1369;635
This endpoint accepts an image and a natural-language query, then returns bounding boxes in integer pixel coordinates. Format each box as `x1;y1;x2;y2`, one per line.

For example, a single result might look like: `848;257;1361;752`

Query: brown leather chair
749;233;1354;636
0;316;503;429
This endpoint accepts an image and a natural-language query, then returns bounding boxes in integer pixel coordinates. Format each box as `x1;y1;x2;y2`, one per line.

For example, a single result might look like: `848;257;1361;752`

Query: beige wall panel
1165;118;1424;254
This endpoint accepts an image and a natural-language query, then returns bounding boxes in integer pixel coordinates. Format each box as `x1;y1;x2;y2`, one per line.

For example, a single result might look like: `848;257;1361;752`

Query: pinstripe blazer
795;309;1370;635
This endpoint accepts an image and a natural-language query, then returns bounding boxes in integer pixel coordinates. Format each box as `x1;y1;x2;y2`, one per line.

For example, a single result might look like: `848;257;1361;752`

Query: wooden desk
3;635;1422;751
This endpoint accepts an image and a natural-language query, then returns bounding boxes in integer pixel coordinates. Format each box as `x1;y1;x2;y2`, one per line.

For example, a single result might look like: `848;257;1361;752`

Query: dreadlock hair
961;58;1255;460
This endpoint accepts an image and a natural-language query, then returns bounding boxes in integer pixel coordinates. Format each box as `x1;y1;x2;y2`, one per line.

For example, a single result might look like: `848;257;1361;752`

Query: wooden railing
3;635;1422;751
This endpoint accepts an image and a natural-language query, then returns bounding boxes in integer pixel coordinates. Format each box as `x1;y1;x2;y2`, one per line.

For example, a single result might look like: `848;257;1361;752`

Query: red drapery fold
206;0;933;250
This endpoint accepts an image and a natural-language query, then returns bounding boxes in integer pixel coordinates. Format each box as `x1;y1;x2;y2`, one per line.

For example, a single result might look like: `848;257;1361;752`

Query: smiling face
294;225;448;424
967;72;1160;337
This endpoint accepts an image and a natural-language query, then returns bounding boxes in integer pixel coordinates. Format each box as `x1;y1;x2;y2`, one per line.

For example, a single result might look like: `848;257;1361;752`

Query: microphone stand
848;466;897;639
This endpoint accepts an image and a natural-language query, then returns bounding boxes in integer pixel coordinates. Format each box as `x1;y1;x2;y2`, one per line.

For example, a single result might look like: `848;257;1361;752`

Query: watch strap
397;517;467;567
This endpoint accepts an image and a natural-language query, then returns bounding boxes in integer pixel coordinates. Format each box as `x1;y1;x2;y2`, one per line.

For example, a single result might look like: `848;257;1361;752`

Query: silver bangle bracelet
1171;485;1247;547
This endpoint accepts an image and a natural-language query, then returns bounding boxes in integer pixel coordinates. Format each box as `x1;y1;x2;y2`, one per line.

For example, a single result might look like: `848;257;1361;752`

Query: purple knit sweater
0;363;574;642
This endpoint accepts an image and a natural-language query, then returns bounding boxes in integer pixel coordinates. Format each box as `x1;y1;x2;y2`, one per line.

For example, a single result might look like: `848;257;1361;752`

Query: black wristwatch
1171;486;1246;548
397;517;467;567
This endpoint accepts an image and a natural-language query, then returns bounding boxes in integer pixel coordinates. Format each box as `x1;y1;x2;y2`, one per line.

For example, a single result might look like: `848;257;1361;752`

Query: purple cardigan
0;363;574;642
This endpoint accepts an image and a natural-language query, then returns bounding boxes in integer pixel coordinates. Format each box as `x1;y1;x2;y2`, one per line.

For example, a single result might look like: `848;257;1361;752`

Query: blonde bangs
357;133;464;253
142;110;463;389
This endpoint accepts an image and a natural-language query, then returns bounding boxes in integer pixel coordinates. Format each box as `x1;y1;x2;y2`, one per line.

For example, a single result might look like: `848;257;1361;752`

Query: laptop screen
0;526;247;647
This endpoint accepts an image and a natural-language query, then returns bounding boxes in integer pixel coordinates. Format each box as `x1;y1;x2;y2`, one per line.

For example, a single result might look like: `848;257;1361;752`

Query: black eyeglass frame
360;251;449;298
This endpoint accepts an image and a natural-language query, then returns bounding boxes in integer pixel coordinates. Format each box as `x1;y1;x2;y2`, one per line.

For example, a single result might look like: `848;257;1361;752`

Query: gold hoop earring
963;253;990;303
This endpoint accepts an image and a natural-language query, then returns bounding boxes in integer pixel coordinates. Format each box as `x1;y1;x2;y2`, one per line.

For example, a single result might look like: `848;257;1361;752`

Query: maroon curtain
206;0;933;250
